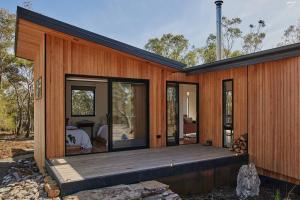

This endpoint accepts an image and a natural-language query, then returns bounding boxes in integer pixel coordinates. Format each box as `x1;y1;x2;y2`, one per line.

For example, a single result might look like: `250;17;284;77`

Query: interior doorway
166;82;199;146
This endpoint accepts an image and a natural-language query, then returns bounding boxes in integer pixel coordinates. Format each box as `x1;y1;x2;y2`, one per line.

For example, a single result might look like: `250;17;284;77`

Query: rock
236;163;260;199
0;157;59;200
0;187;11;193
64;181;180;200
45;182;60;198
44;176;53;183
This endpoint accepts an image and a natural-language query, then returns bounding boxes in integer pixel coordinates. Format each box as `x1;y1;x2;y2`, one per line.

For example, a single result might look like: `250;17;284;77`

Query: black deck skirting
46;154;248;195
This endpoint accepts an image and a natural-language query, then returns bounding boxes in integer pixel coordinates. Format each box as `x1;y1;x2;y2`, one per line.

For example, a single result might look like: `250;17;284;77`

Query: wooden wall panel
46;35;66;157
198;67;248;147
248;57;300;183
33;34;46;171
45;34;198;158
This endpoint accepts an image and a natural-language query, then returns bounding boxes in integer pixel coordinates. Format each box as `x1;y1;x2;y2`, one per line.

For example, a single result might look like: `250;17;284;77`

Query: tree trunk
16;111;22;135
25;96;31;138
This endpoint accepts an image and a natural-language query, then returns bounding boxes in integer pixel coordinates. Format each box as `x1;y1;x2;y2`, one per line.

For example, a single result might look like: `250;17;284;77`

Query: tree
0;7;34;137
145;33;202;66
0;9;15;88
242;20;266;54
199;34;217;63
278;22;300;46
222;17;242;58
197;17;244;63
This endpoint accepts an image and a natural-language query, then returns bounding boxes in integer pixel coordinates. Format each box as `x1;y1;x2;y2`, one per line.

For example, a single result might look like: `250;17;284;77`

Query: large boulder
64;181;181;200
236;163;260;199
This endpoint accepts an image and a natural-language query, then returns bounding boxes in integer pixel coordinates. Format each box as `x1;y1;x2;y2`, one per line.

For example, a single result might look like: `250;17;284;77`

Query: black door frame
166;82;179;146
166;81;200;146
65;74;150;156
222;79;234;148
108;78;150;152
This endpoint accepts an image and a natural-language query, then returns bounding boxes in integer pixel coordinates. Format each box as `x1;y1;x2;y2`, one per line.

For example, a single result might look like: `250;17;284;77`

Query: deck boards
47;144;247;195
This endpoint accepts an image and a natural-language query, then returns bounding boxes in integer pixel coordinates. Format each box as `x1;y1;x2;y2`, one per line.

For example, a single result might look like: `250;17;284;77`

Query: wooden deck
46;144;248;195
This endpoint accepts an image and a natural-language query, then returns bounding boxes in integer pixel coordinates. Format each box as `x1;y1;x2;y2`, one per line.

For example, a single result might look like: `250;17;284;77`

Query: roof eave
186;42;300;74
16;6;186;70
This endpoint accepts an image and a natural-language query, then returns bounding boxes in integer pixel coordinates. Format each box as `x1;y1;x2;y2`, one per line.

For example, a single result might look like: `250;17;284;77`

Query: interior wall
179;84;197;138
65;80;108;136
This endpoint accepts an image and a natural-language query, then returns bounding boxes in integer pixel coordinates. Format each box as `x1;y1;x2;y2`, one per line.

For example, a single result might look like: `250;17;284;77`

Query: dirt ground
0;133;34;159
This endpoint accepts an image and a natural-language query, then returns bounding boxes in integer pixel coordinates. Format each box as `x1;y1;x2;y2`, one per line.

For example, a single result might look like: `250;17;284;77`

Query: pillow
66;125;78;130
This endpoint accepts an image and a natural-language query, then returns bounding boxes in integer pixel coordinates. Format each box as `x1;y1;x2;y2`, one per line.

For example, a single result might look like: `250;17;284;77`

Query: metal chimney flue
215;0;223;60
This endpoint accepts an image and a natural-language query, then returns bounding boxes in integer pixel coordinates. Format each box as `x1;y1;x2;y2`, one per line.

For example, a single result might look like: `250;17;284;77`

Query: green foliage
278;23;300;46
275;189;281;200
199;34;217;63
222;17;242;58
144;33;202;66
0;7;34;136
242;20;266;54
0;93;15;131
144;16;266;65
71;90;95;116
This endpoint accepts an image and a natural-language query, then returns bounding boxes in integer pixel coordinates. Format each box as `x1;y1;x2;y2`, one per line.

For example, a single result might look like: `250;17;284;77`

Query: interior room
179;84;197;145
65;77;109;155
65;77;148;155
167;83;198;146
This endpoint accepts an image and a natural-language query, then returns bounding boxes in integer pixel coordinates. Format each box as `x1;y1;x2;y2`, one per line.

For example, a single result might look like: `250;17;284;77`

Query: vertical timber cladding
198;67;248;147
33;34;46;170
45;34;198;158
248;57;300;183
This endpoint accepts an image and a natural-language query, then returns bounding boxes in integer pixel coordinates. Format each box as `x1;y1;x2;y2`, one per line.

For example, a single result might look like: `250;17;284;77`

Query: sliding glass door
111;80;148;150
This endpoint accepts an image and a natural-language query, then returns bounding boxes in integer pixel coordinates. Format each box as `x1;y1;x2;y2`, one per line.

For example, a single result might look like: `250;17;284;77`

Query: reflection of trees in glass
167;87;176;135
71;90;95;116
112;83;134;130
225;91;232;124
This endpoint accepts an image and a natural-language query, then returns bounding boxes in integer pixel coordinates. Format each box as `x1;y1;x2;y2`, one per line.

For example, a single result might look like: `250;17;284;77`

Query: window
71;86;95;116
222;80;233;148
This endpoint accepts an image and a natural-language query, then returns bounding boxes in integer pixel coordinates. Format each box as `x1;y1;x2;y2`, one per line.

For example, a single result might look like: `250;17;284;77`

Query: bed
66;126;92;149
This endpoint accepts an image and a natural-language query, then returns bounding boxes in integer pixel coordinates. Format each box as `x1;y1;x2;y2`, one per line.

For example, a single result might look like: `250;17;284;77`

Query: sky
1;0;300;51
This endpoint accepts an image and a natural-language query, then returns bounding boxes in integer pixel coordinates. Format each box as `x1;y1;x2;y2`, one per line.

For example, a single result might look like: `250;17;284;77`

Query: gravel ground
0;157;57;200
182;185;300;200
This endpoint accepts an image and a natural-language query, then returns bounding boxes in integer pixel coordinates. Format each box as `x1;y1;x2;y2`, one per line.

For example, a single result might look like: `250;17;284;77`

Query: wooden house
15;7;300;192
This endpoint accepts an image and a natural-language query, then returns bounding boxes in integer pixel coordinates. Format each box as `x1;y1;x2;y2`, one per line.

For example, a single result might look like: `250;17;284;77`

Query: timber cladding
16;18;300;184
248;57;300;183
198;67;248;147
45;34;198;158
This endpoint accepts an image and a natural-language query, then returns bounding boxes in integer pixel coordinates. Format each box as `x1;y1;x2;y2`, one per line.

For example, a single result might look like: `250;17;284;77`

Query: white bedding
66;128;92;149
97;124;108;142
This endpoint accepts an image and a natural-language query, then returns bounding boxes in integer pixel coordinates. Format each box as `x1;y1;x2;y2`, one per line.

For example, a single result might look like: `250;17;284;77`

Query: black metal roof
186;42;300;74
15;7;186;70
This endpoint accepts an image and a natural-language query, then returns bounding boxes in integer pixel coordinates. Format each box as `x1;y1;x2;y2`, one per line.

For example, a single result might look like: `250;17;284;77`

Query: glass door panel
167;83;179;146
223;80;234;148
111;81;148;150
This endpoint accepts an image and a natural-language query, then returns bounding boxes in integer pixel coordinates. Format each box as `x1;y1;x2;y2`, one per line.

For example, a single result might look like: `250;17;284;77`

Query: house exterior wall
17;19;46;171
198;67;248;147
45;33;199;158
17;19;300;184
248;57;300;184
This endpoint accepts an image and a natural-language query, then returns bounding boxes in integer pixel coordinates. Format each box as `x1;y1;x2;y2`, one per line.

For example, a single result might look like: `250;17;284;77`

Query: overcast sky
1;0;300;51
